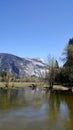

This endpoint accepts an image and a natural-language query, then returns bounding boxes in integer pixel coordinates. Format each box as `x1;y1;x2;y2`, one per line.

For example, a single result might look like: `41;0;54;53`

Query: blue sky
0;0;73;64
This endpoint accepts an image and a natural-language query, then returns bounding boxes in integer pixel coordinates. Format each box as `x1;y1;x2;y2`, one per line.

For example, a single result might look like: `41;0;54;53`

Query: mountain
0;53;46;77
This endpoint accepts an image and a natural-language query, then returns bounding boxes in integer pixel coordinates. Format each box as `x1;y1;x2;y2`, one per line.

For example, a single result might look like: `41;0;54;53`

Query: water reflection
0;87;73;130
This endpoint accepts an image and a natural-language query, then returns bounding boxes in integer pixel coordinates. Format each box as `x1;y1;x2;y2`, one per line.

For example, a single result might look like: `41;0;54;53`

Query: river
0;87;73;130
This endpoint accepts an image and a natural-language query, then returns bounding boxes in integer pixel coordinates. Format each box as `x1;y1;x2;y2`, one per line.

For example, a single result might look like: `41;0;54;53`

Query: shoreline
0;82;73;92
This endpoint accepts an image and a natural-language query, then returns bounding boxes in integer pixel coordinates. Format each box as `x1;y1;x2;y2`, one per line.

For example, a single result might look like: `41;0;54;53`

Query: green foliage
61;38;73;87
4;72;11;88
64;45;73;67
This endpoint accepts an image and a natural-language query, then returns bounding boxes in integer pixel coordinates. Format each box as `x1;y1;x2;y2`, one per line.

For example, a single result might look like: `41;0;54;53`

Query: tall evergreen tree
63;38;73;86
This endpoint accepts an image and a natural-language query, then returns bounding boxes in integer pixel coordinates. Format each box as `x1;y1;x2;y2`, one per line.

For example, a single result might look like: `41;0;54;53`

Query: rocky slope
0;53;46;77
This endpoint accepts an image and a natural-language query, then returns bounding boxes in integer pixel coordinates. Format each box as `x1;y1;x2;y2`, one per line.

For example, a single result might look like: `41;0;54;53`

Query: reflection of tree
46;93;71;130
48;93;60;120
0;89;18;109
63;94;73;130
24;87;47;109
0;88;47;110
0;89;26;110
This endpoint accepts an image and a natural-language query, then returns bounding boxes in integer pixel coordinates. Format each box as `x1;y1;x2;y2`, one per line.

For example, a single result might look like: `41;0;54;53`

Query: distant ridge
0;53;46;77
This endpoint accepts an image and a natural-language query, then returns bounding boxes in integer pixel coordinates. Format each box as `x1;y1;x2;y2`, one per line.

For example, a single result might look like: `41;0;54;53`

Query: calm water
0;87;73;130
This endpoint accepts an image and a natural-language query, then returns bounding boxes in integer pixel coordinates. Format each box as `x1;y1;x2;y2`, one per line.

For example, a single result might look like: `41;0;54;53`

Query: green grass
0;82;5;87
0;81;49;89
0;81;47;87
0;82;31;88
0;82;67;91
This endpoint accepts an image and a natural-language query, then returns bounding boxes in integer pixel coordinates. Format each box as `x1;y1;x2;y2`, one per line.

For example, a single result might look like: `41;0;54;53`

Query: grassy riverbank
0;82;48;88
0;82;69;91
0;82;31;88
